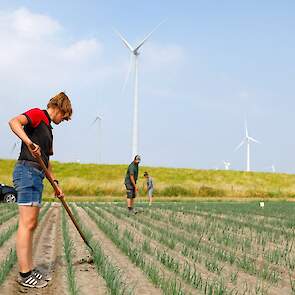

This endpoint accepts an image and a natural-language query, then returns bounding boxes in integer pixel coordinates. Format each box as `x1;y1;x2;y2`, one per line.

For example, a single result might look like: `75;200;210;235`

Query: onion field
0;201;294;294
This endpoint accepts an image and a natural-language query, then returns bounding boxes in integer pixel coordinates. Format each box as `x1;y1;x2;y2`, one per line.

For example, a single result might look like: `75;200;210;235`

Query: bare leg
17;206;40;273
127;198;132;208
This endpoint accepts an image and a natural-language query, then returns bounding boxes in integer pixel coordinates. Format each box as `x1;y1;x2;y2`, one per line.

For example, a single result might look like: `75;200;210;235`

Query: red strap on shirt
24;108;49;128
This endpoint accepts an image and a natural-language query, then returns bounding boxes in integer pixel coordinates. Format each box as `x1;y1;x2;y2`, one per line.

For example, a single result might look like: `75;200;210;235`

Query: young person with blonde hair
144;171;154;206
9;92;72;288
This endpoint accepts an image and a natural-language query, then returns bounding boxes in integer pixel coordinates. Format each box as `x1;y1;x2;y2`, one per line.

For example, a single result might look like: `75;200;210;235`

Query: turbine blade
245;120;248;137
234;140;245;151
248;136;260;144
113;28;134;52
90;116;100;127
134;19;166;52
10;143;17;154
122;54;134;92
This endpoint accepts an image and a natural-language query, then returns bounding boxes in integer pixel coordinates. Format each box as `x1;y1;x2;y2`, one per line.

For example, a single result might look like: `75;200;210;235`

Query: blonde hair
47;92;73;120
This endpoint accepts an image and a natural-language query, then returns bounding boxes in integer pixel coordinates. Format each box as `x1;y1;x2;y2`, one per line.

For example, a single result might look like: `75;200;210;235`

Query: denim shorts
13;162;45;207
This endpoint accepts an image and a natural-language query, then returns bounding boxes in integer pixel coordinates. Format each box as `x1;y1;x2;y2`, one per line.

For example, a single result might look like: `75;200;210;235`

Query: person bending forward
9;92;72;288
144;171;154;206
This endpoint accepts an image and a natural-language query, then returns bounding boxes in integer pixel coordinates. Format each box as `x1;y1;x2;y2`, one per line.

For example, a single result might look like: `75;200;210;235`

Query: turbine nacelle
115;19;165;56
246;136;260;144
90;115;102;127
235;122;260;152
90;115;103;164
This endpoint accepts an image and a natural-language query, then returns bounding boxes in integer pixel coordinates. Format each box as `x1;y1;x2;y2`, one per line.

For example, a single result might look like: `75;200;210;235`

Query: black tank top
18;108;53;167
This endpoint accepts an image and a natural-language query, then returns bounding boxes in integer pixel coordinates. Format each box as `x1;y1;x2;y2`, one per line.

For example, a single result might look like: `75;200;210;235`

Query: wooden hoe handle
30;144;93;252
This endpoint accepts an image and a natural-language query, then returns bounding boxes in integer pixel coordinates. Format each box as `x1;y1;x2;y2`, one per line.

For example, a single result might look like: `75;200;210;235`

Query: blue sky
0;1;295;173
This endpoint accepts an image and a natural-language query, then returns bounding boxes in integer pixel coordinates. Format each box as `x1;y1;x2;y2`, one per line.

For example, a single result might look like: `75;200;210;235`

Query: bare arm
47;161;55;181
130;175;138;191
8;115;40;157
48;161;64;198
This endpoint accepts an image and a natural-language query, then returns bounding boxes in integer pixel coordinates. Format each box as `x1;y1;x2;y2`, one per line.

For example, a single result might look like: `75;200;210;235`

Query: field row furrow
110;204;294;292
0;202;51;293
78;204;193;295
143;207;295;267
69;204;135;295
155;202;295;231
0;210;18;226
97;204;245;293
81;204;245;295
61;208;79;295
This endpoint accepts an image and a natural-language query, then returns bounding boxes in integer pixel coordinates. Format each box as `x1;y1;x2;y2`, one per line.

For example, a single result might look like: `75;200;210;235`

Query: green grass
2;158;295;199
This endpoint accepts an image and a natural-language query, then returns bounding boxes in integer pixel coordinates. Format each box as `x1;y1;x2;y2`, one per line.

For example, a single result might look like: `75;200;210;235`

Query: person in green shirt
124;155;141;214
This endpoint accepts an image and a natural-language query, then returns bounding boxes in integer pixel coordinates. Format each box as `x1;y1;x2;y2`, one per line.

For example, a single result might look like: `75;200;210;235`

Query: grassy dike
1;159;295;201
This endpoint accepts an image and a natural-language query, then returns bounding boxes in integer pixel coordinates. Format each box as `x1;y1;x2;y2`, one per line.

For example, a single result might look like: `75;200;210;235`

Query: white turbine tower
235;120;260;172
115;21;164;158
91;115;102;164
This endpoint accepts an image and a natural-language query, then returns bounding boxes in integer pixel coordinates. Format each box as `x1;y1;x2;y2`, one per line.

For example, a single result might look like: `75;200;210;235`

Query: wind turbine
10;141;20;155
90;115;102;164
115;21;165;158
223;161;231;170
235;120;260;172
264;164;276;173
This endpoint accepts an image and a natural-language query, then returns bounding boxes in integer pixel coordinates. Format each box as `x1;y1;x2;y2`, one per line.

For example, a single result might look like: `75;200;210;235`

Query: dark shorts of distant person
125;184;136;199
148;188;154;197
